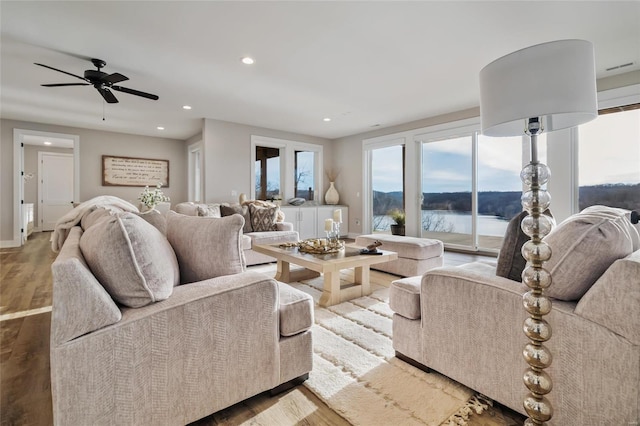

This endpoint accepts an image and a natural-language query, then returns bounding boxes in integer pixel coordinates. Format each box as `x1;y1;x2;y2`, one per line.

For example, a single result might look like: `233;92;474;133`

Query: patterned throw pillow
249;204;279;232
220;204;253;233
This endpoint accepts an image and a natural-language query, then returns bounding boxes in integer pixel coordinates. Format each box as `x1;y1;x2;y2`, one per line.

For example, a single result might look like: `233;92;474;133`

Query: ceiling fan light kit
35;58;159;104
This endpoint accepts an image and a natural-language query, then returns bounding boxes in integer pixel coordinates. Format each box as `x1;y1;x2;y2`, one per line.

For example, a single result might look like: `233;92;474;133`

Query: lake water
374;210;509;237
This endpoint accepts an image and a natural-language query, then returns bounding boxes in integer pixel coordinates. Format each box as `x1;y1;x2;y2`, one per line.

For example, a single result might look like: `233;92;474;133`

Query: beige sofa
50;207;313;425
390;206;640;425
175;202;299;265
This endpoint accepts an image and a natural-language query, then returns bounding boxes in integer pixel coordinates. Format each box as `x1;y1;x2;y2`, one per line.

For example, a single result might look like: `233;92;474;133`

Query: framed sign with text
102;155;169;187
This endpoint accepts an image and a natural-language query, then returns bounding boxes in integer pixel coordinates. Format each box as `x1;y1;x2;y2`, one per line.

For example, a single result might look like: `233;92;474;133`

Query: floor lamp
479;40;597;425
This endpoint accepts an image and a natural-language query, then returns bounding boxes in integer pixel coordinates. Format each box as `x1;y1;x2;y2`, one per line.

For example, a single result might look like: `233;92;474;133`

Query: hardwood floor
0;232;518;426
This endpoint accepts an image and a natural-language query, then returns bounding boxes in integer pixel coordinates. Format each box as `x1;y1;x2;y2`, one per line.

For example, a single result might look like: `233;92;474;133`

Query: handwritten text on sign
102;156;169;187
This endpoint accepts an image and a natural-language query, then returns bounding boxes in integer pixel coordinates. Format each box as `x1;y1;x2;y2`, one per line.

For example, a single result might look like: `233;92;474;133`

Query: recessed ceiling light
241;57;255;65
43;141;52;145
182;105;192;110
323;118;331;122
157;126;165;130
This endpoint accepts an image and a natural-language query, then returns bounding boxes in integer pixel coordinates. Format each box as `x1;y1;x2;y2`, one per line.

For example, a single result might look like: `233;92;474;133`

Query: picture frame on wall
102;155;169;187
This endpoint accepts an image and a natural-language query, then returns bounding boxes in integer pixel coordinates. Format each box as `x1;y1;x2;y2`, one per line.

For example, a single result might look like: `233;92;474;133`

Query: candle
333;209;342;223
325;218;334;232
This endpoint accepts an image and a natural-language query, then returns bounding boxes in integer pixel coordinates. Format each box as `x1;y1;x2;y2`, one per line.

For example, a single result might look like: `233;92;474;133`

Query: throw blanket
51;196;139;252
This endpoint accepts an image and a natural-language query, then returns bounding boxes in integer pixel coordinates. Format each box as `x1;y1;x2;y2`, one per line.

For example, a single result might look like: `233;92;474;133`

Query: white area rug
288;278;492;426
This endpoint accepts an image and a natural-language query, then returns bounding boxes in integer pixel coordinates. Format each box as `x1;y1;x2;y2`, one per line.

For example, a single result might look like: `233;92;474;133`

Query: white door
39;152;74;231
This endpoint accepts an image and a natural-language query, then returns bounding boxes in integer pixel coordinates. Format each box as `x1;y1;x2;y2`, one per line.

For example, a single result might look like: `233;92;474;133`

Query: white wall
202;118;333;204
1;119;188;242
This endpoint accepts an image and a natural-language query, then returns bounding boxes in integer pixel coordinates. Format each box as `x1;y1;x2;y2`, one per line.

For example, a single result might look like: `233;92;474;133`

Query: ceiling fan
34;58;159;104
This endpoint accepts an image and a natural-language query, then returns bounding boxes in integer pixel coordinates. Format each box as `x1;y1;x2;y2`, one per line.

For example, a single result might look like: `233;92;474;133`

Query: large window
255;146;281;200
371;145;405;233
476;135;524;249
294;150;316;200
421;136;472;246
251;136;323;202
578;107;640;210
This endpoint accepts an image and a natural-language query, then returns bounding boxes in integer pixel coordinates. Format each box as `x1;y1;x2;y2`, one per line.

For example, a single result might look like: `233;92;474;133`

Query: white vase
325;182;339;205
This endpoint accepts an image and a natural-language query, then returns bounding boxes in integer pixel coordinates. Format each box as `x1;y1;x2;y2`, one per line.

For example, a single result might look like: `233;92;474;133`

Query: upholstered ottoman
354;234;443;277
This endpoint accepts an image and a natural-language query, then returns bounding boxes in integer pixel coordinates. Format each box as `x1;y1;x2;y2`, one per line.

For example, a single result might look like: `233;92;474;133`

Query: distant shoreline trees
373;183;639;220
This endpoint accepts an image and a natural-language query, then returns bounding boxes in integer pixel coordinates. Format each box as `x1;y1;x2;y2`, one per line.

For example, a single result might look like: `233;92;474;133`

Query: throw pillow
165;211;246;284
220;204;253;233
79;212;179;308
249;203;278;232
543;208;635;301
196;204;222;218
242;199;285;222
496;210;554;282
135;210;167;235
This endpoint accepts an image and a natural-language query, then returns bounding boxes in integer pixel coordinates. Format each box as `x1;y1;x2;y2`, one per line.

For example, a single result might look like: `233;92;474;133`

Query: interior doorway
38;152;74;231
12;129;79;247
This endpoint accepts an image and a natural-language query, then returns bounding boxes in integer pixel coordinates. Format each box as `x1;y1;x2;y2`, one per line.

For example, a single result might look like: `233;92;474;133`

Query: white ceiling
1;1;639;141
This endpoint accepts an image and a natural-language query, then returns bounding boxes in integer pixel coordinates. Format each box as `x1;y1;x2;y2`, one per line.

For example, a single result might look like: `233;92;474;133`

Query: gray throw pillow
135;210;167;235
220;204;252;233
249;203;278;232
79;212;179;308
544;208;635;301
166;211;246;284
496;209;554;282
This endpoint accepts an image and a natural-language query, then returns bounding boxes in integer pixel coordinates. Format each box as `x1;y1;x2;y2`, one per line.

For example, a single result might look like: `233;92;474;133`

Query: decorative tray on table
280;238;345;254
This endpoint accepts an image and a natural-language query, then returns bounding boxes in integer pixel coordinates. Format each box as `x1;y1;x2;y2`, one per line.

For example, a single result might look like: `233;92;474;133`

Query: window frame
250;135;323;202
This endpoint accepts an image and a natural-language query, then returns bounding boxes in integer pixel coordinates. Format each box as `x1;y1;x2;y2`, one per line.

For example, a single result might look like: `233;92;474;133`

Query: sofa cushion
496;209;554;282
389;276;422;319
241;234;252;250
221;204;253;234
580;205;640;251
544;208;635;301
80;212;179;308
196;204;222;218
354;234;443;260
249;203;278;232
575;250;640;345
278;283;314;336
166;211;245;283
247;230;300;247
135;210;167;235
51;227;122;344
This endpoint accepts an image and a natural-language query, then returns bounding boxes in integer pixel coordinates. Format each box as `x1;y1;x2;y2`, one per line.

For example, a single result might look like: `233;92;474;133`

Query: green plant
389;209;406;226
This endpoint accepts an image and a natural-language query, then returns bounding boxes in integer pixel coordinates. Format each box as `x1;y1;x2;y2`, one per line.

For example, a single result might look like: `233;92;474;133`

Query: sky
372;109;639;193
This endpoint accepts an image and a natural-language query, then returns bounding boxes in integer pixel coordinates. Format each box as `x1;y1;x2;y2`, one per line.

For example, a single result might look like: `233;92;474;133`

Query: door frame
11;129;79;247
38;152;75;232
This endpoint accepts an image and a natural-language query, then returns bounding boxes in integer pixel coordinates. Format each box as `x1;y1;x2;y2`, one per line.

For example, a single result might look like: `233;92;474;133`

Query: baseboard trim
0;239;20;248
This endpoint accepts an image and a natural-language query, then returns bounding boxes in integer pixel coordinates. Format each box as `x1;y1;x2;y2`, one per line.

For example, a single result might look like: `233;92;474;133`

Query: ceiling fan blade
103;72;128;84
42;83;91;87
111;85;159;100
97;87;118;103
34;63;88;82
